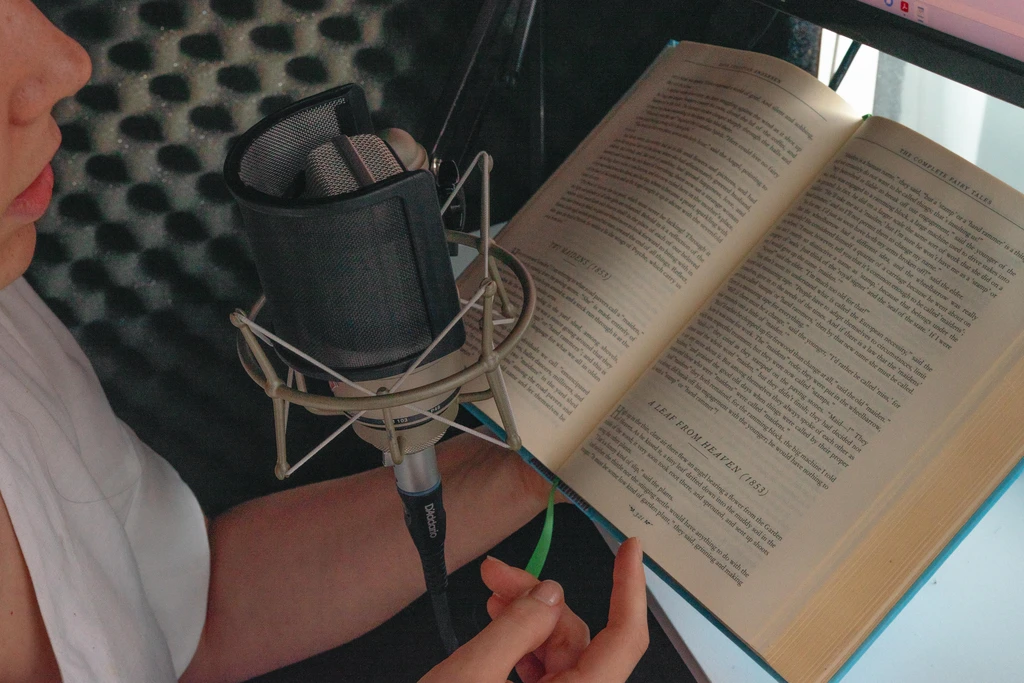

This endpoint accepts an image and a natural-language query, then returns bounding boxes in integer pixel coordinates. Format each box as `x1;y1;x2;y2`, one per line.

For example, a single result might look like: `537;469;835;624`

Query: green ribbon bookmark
525;478;559;578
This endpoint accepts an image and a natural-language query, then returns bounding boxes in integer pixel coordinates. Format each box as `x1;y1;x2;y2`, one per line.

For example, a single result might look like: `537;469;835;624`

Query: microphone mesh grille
305;141;360;197
352;134;404;182
238;100;341;197
304;134;404;198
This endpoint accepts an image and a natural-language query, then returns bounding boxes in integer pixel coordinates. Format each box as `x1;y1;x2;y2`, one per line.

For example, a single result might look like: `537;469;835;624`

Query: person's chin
0;221;38;290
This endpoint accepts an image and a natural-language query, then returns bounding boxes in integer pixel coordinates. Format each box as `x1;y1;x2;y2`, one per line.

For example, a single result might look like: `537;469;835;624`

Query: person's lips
3;164;55;224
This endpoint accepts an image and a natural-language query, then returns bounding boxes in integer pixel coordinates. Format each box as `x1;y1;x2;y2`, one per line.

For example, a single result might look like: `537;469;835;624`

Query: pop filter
223;85;465;382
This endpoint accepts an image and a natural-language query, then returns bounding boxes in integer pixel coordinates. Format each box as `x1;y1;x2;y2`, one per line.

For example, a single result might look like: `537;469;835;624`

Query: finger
515;652;546;683
481;555;541;599
574;538;649;681
485;595;549;683
487;594;512;619
488;591;593;680
537;609;590;678
607;538;648;628
445;580;564;680
482;558;591;678
488;595;557;679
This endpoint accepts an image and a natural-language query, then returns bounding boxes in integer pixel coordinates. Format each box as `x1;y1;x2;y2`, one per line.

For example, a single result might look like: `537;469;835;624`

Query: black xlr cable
395;446;459;655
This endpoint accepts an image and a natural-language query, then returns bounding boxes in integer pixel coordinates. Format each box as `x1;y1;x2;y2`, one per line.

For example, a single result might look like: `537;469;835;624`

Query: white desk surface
646;473;1024;683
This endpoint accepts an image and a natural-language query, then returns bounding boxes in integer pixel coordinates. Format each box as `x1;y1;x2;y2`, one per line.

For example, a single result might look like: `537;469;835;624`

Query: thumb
446;580;564;681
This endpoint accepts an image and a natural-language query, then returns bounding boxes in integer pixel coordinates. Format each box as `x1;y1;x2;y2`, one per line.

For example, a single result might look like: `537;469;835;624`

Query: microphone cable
395;446;460;654
402;461;562;653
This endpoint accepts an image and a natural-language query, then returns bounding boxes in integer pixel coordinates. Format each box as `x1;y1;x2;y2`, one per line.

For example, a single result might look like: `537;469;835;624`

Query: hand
419;537;648;683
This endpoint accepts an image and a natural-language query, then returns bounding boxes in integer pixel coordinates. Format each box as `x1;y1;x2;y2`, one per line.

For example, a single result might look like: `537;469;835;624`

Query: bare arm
180;432;552;683
0;493;61;683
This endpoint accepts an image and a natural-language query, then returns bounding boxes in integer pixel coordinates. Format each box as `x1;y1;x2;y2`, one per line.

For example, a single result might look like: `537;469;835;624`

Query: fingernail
484;555;508;567
633;537;643;562
529;580;563;606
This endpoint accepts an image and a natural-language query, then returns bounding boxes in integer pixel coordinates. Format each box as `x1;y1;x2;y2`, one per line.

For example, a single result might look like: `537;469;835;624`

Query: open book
458;42;1024;683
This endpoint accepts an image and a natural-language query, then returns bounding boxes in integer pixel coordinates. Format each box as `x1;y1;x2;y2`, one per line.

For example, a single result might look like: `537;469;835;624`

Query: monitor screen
854;0;1024;63
752;0;1024;108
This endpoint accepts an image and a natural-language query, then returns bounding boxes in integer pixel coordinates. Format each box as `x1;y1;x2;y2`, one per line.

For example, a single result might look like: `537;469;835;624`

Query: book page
460;42;861;468
558;116;1024;651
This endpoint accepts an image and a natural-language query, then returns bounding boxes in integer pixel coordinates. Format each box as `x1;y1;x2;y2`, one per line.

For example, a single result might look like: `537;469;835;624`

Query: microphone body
225;86;470;456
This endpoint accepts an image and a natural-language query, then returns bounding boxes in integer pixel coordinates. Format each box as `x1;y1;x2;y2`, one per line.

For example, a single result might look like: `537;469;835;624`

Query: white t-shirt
0;278;210;681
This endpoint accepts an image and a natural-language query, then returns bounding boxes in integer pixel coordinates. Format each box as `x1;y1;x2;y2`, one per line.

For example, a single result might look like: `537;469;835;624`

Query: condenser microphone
223;84;465;654
223;83;466;456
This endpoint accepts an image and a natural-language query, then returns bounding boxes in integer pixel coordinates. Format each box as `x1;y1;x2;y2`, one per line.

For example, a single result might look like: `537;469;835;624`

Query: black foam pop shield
224;86;464;382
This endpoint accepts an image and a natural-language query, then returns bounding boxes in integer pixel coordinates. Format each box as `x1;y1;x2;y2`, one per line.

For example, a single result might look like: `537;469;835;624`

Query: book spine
524;457;592;513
